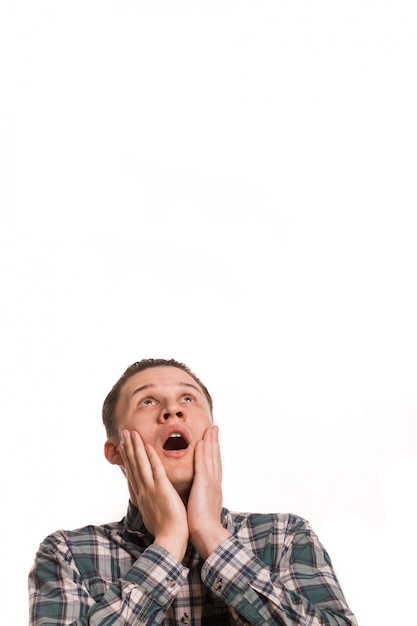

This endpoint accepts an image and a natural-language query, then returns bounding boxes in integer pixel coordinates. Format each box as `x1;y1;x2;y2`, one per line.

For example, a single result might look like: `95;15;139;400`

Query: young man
29;358;358;625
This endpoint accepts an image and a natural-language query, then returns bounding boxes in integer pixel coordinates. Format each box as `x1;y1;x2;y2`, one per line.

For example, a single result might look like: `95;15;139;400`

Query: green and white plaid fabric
29;502;357;625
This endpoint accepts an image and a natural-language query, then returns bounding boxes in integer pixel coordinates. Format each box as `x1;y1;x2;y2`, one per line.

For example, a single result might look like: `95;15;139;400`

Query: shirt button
166;578;176;588
213;579;222;590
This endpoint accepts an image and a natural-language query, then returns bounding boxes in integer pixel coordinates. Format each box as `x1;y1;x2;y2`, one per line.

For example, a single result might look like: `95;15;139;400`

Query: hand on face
187;425;231;559
119;426;230;562
119;430;189;562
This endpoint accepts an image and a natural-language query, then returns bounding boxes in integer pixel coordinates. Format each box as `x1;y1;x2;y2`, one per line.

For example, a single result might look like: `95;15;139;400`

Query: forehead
120;366;204;400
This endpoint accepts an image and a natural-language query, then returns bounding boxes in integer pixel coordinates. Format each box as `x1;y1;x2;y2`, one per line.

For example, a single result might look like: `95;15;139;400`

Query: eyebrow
130;382;203;398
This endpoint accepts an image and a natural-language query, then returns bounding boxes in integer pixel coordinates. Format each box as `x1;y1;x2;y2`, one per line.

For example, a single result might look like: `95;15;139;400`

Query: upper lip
160;424;191;449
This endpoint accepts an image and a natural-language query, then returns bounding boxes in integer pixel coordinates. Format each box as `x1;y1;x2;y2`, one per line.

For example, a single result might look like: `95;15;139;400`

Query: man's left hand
187;426;231;559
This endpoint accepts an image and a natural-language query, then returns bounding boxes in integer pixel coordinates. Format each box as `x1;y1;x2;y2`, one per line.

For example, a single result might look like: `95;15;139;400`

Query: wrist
154;533;188;563
190;525;231;560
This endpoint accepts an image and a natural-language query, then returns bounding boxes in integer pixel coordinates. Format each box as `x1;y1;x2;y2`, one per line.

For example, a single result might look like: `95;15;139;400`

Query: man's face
114;366;213;496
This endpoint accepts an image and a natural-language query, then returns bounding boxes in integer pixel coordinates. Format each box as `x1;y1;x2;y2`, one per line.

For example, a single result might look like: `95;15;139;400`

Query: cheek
134;427;155;444
196;415;213;435
118;419;155;444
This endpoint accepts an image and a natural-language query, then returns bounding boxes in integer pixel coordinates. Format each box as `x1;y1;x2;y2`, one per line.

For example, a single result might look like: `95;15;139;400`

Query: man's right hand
119;430;189;562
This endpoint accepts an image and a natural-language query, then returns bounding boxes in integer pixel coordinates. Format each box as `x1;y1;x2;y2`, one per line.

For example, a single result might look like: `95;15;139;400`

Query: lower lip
162;447;190;458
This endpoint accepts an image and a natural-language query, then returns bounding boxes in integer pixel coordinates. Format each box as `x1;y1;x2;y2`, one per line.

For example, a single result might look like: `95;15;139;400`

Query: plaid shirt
29;502;357;625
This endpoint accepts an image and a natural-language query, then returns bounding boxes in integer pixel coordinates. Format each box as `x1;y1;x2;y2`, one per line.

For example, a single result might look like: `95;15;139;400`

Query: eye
181;395;194;403
139;397;156;407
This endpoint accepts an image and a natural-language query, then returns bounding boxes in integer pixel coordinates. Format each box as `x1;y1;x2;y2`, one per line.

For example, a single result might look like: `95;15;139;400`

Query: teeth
169;433;181;438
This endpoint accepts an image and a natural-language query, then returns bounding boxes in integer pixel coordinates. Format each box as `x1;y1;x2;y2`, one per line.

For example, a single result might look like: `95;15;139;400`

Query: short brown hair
102;358;213;438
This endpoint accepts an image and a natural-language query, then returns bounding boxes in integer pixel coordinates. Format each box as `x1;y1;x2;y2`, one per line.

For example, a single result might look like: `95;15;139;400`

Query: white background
1;1;417;625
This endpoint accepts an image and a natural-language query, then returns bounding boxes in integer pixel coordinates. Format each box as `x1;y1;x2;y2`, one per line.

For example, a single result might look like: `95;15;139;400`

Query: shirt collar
124;500;148;536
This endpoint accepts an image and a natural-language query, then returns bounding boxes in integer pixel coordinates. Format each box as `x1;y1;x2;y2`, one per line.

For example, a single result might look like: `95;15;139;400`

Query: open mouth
163;433;189;451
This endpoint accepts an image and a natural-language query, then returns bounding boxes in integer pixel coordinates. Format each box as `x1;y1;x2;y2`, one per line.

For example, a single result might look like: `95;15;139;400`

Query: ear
104;438;124;467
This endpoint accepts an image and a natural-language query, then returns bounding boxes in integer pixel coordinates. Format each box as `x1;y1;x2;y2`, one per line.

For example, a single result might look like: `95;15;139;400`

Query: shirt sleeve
29;532;189;626
201;516;358;626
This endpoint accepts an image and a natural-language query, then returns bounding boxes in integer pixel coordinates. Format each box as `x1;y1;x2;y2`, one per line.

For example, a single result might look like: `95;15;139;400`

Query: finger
130;431;154;484
120;430;153;490
119;430;138;474
193;439;205;475
212;425;221;464
202;426;221;473
119;431;141;493
145;443;169;481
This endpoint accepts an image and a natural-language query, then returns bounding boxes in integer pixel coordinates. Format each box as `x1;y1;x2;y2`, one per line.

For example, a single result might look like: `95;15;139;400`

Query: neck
178;485;191;506
128;482;191;512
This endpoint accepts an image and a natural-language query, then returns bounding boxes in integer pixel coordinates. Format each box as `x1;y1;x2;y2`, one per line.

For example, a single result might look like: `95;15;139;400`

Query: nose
159;397;185;422
162;410;184;420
